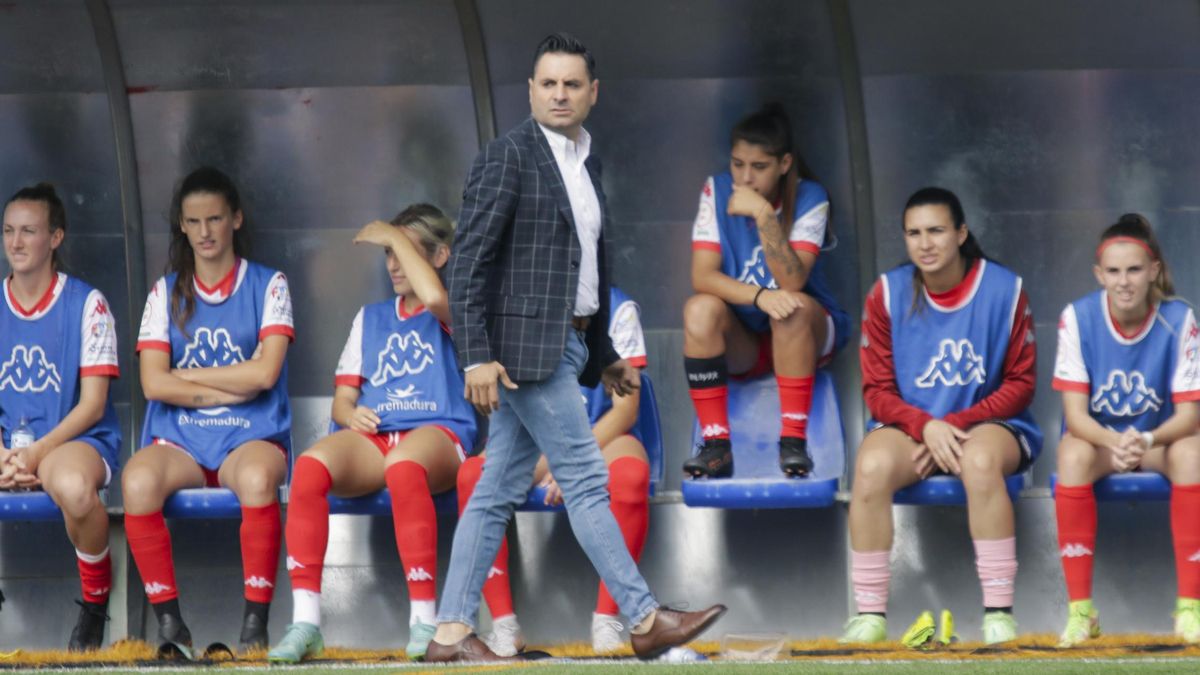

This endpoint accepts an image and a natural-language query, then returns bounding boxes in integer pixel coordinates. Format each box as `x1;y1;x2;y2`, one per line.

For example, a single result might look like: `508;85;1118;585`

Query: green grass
14;657;1200;674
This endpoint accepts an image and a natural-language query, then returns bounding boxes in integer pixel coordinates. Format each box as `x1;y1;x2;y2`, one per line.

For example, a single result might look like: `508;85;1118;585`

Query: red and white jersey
690;175;830;256
3;272;119;378
137;258;294;350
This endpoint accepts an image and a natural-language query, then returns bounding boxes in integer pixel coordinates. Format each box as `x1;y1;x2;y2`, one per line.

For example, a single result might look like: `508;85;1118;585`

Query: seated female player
1053;214;1200;645
682;102;848;480
842;187;1040;645
269;204;476;663
124;167;293;656
0;184;121;650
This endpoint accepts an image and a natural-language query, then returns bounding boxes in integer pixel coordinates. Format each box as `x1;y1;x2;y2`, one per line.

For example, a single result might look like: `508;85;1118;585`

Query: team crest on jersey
916;339;986;388
177;327;246;368
1090;370;1163;417
369;331;435;386
736;246;777;290
0;345;62;393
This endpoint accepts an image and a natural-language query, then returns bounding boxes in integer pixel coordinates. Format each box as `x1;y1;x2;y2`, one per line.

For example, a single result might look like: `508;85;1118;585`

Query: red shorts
153;438;288;488
731;309;837;380
354;426;466;462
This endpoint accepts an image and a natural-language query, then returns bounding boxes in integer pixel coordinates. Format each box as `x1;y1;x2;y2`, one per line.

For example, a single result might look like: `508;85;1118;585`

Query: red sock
458;456;514;617
1172;484;1200;599
241;502;281;603
126;511;178;603
595;456;650;615
77;549;112;603
1055;484;1097;601
285;456;332;593
387;461;438;602
776;375;814;439
690;386;731;440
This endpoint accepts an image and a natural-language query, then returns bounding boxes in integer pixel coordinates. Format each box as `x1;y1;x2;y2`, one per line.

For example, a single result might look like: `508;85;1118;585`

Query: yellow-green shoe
1058;599;1100;648
982;611;1017;645
838;614;887;644
1174;598;1200;643
937;609;958;646
900;611;935;649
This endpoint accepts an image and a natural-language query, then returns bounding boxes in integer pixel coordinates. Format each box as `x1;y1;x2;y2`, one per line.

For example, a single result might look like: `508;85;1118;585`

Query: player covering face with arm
123;167;293;657
1053;213;1200;646
0;184;122;651
682;102;849;480
843;187;1040;646
269;204;477;664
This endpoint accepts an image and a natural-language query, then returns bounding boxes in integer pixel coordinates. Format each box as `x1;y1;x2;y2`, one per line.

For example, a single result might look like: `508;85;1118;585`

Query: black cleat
68;599;109;651
157;612;194;660
238;610;269;653
779;437;813;478
683;438;733;479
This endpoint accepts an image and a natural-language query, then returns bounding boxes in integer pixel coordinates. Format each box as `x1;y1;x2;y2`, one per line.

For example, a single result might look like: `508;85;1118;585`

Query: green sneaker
900;611;935;649
838;614;887;644
1174;598;1200;643
982;611;1018;645
267;622;324;664
1058;600;1100;648
405;621;437;661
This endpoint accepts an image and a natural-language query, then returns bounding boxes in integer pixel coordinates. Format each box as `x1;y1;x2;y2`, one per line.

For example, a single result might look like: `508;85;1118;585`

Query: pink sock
851;550;890;614
974;537;1017;609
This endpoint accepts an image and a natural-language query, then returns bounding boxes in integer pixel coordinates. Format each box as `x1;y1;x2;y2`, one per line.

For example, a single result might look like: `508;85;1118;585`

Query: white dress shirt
538;123;601;317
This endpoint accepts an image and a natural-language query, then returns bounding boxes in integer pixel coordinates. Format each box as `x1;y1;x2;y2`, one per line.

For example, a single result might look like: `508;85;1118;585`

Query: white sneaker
482;615;524;657
591;612;624;654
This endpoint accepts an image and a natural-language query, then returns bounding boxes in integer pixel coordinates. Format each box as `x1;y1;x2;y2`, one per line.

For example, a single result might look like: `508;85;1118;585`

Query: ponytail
903;187;987;314
731;102;820;231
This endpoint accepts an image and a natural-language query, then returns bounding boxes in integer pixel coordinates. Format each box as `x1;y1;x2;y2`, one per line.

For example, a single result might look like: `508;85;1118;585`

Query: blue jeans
437;330;657;627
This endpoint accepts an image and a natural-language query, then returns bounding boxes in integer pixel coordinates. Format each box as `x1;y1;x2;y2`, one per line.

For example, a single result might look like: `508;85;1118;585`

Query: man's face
529;52;597;138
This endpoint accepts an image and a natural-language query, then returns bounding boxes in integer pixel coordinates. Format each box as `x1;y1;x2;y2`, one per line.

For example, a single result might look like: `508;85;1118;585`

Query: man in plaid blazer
428;33;725;663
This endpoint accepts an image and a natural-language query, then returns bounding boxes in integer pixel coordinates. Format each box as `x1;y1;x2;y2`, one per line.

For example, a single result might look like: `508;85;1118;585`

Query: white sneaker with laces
482;614;524;657
591;612;625;654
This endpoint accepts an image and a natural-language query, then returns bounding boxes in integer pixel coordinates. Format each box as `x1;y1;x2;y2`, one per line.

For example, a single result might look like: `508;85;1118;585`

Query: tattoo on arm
759;217;801;278
192;394;213;407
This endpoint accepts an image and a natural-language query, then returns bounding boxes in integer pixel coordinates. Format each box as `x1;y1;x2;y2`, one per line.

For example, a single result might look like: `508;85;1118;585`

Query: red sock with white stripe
776;375;814;439
595;456;651;616
386;460;438;625
240;502;281;604
457;455;515;619
1172;484;1200;599
76;547;112;603
126;511;178;603
1055;484;1097;601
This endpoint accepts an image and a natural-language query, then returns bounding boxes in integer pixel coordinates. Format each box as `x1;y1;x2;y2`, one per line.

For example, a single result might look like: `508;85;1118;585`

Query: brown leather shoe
424;634;520;663
630;605;727;660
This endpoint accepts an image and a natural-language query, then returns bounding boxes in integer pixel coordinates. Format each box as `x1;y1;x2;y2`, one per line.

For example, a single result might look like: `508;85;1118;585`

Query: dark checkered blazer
448;116;620;387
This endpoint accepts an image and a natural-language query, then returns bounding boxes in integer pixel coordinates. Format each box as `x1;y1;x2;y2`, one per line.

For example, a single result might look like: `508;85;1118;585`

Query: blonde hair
389;203;454;258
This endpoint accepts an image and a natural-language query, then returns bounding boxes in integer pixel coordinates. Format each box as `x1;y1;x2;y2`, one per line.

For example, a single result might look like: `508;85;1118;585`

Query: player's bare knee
1168;442;1200;484
960;448;1002;492
46;471;98;519
1056;441;1094;482
853;449;896;498
683;294;726;338
233;465;281;503
769;302;814;336
120;465;164;513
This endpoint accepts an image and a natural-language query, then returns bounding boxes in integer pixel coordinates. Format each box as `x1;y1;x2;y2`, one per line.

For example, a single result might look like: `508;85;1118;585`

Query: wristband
1141;431;1155;448
752;287;766;309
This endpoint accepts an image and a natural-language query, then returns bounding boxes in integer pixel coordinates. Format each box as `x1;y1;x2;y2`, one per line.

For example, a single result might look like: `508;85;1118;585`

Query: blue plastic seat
893;474;1025;506
681;370;844;509
0;491;64;521
328;489;459;515
1050;472;1171;501
163;487;244;519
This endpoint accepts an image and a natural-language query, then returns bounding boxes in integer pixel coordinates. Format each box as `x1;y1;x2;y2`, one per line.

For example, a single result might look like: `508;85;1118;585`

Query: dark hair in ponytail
167;167;250;334
6;183;68;272
1097;212;1174;300
903;187;988;313
731;102;819;231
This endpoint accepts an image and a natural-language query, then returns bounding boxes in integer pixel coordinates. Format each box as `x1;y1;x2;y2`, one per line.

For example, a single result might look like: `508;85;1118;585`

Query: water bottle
10;416;34;450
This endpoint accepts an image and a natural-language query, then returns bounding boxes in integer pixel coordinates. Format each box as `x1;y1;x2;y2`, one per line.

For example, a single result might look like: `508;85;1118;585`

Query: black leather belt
571;315;592;331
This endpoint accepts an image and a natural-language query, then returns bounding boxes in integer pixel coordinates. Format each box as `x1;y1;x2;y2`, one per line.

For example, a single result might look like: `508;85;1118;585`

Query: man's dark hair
532;32;596;80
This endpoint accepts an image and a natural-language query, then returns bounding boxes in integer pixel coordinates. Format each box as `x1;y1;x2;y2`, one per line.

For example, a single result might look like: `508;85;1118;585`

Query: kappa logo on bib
736;245;777;290
0;345;62;393
916;339;986;389
1091;370;1163;417
177;327;246;369
370;330;435;386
